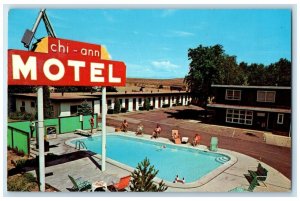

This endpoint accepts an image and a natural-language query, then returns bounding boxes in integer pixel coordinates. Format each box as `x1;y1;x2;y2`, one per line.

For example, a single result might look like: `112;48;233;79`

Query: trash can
36;140;50;152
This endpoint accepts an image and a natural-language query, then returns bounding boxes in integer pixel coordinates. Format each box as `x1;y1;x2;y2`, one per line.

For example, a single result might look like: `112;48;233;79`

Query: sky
7;9;291;79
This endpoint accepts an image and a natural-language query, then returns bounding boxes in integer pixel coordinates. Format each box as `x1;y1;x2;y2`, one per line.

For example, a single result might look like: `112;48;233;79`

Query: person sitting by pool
136;123;144;135
173;175;185;184
192;134;201;146
120;119;128;132
151;124;162;139
171;130;181;144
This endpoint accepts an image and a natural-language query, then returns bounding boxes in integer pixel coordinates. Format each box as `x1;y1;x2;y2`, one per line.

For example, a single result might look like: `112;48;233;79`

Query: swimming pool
68;133;235;186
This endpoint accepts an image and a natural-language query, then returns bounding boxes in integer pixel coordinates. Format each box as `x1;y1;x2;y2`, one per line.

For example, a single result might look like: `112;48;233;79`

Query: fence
7;126;30;155
7;114;98;155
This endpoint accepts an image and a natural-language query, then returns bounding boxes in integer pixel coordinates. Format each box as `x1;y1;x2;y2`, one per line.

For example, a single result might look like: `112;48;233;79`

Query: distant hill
126;78;186;87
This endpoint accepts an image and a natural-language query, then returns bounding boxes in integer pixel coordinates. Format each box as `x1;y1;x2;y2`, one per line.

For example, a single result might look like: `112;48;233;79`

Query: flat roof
12;91;190;100
207;103;291;113
211;85;291;90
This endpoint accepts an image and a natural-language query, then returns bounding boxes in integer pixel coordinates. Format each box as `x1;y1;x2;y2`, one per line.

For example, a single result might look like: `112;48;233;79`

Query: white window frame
257;91;276;103
277;114;284;124
226;109;253;125
225;89;241;100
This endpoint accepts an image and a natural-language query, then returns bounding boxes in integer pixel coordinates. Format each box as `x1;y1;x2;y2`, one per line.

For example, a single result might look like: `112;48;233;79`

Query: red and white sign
8;49;126;86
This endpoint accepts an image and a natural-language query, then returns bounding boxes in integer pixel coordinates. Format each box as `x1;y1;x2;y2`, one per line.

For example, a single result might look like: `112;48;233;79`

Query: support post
37;86;45;191
101;87;107;171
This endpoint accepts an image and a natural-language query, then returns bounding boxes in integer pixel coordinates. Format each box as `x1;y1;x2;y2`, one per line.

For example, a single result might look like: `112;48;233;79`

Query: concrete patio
28;127;291;193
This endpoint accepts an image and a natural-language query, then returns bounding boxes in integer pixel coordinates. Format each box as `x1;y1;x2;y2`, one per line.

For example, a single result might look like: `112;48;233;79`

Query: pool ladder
75;141;87;150
215;156;230;164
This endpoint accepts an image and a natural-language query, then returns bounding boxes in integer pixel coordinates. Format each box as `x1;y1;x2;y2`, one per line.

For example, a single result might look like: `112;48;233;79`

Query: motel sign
8;49;126;86
8;37;125;86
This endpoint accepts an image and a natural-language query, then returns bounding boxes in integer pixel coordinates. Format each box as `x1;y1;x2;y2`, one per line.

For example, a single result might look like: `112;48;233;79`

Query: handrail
75;141;87;150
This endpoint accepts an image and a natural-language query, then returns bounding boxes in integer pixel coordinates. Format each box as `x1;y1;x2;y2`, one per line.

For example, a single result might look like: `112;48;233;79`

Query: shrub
120;107;127;113
7;173;37;192
162;104;170;108
114;99;121;114
130;158;168;192
107;108;114;114
144;98;150;111
15;159;27;170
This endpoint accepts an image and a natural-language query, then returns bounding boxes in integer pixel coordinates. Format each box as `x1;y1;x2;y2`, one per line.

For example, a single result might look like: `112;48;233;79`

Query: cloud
172;31;195;37
163;30;195;38
161;10;176;17
151;60;179;68
102;11;115;22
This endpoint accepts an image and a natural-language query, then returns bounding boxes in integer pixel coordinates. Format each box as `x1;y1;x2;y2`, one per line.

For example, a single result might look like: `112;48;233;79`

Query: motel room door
125;99;129;111
158;97;161;108
133;98;136;111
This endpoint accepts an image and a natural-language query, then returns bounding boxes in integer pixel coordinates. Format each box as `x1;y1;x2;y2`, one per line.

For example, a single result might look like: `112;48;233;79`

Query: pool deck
28;128;291;193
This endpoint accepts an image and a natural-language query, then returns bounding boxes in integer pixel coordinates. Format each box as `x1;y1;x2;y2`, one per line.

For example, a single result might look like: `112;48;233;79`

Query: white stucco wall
154;97;158;108
16;98;36;115
59;101;93;117
94;100;100;115
60;103;71;117
128;98;133;111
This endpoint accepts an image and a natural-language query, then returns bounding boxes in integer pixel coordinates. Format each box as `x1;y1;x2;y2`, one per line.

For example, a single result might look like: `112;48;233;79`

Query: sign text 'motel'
8;48;126;86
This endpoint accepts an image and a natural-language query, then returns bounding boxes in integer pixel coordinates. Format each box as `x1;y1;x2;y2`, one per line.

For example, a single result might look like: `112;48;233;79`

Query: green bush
107;108;114;114
144;98;151;111
15;159;27;170
162;104;170;108
114;99;121;114
130;158;168;192
7;173;37;192
121;107;127;113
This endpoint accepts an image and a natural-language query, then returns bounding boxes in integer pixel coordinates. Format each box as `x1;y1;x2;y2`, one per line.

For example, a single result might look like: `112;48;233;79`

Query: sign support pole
101;87;107;171
37;86;45;191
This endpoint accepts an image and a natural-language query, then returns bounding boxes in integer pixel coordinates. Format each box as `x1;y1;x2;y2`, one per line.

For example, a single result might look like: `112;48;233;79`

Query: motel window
225;89;241;100
107;100;112;109
70;105;80;115
138;98;142;105
257;91;276;103
20;106;25;112
119;99;122;105
277;114;284;124
226;109;253;125
31;101;35;108
22;101;25;106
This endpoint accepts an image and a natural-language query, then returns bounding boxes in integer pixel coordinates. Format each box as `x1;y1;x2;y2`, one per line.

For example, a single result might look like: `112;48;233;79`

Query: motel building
207;85;291;136
10;90;191;117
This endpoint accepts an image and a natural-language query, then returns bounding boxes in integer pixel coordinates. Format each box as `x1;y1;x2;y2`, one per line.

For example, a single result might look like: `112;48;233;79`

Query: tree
113;99;121;114
184;44;225;107
265;58;291;86
247;63;266;86
77;100;92;115
144;98;150;111
129;158;168;192
43;86;53;119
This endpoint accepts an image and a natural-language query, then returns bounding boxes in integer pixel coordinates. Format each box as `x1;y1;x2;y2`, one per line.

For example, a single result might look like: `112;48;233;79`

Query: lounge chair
74;129;91;136
229;177;259;192
210;136;218;151
229;176;259;192
248;163;268;187
68;175;91;191
181;137;189;144
107;175;131;192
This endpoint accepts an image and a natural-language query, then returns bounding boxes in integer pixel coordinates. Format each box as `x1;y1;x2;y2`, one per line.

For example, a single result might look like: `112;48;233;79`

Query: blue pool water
70;134;230;183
